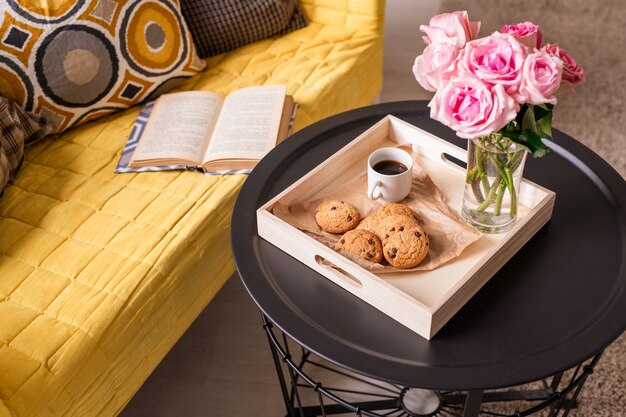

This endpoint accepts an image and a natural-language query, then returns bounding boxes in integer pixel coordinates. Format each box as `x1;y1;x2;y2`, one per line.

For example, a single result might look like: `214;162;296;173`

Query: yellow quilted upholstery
0;1;384;416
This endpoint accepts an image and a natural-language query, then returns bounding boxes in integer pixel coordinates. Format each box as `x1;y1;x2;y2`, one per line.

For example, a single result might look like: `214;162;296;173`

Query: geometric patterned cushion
181;0;308;58
0;0;206;133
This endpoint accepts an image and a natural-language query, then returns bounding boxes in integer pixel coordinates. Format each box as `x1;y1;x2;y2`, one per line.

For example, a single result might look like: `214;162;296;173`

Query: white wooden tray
257;116;555;339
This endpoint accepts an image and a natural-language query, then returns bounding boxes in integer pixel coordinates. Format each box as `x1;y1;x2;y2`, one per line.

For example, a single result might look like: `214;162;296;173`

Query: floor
120;1;626;416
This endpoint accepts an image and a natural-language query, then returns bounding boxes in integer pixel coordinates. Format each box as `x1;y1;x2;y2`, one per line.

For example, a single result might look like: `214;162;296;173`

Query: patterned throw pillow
181;0;308;58
0;0;206;133
0;97;52;196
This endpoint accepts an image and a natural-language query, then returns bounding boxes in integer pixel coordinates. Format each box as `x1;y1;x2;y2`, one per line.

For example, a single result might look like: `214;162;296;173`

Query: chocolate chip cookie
314;200;360;234
337;229;383;263
355;215;381;235
382;226;429;269
377;214;421;243
377;203;420;222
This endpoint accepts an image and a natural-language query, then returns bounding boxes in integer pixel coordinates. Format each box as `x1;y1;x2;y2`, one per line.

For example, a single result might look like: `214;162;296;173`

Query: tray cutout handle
441;152;467;173
315;255;363;288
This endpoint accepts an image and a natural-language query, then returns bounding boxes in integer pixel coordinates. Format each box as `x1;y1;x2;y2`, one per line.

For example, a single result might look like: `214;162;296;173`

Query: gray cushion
181;0;308;58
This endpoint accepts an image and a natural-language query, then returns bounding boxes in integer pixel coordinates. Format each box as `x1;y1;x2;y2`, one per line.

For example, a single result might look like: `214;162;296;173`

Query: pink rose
428;76;518;139
458;32;527;97
501;22;542;50
518;50;563;105
420;11;481;48
543;43;585;86
412;41;459;92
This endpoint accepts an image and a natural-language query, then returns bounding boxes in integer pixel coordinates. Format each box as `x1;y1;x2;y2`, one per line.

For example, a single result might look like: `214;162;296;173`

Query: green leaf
499;129;519;142
537;110;553;139
522;105;538;133
496;103;553;157
533;104;551;121
517;129;551;158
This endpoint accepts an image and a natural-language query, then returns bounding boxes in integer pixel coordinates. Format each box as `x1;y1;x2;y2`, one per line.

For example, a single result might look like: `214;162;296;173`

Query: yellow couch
0;1;384;416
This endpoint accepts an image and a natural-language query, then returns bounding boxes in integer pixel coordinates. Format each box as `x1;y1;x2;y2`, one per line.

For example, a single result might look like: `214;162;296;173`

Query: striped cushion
181;0;308;58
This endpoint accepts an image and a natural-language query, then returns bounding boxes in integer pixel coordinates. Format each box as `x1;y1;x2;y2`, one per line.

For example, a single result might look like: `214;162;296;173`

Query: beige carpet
433;2;626;415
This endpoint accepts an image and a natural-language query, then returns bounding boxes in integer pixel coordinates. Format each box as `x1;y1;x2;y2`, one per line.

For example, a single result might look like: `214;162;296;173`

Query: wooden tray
256;116;555;339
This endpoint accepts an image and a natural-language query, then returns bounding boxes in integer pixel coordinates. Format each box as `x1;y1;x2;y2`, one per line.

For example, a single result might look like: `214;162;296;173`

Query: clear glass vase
461;134;528;233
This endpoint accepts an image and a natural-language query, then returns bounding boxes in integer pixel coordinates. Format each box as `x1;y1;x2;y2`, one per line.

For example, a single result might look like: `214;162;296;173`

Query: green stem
507;150;525;174
475;144;490;193
487;152;520;219
504;165;517;218
466;159;484;203
505;148;526;218
466;167;484;202
471;179;485;203
494;180;507;216
487;153;508;182
468;135;525;221
486;153;519;217
476;174;501;212
466;166;479;183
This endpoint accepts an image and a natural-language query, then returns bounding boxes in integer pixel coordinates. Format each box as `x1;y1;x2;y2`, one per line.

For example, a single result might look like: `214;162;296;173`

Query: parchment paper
272;146;483;273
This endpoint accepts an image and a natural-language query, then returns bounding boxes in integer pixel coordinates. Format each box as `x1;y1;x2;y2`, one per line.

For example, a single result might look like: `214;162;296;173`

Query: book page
203;85;286;162
131;91;222;164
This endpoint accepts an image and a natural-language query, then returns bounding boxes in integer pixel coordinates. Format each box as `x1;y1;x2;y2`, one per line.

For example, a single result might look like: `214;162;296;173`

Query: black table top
231;101;626;391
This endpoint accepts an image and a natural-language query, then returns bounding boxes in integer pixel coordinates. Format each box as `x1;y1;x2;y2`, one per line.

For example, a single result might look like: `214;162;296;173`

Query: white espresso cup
367;147;413;202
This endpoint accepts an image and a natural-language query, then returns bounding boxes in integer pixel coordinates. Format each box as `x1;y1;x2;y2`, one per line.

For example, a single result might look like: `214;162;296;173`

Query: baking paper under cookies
271;147;483;273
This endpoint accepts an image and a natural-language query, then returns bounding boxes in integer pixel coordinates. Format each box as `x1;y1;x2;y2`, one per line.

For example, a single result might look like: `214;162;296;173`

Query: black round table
231;101;626;417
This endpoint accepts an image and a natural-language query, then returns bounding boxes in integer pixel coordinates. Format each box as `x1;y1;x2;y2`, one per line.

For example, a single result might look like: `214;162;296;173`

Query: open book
127;85;294;172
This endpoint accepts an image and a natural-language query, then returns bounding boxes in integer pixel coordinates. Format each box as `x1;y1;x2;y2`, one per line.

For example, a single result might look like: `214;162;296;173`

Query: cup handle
368;181;383;200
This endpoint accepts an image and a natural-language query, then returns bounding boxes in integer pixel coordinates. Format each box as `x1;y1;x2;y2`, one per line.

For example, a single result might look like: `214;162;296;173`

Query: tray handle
314;255;363;288
440;152;467;173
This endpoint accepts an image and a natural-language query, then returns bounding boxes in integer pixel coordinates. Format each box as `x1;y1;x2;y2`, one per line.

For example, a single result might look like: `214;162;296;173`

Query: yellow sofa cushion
0;1;384;416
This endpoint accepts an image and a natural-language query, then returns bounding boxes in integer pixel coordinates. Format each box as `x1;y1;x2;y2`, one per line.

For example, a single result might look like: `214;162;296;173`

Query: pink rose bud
542;43;585;86
458;32;527;98
501;21;542;50
519;50;563;105
420;11;481;48
413;41;459;92
428;76;518;139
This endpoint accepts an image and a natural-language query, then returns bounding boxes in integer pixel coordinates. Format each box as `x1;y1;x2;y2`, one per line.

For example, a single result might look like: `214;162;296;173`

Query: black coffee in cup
373;160;408;175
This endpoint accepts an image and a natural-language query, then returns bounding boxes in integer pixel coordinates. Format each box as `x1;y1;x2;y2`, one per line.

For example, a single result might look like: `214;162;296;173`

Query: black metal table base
263;316;602;417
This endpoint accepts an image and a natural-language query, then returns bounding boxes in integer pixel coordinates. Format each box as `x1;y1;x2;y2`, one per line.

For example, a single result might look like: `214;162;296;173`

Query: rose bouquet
412;11;584;231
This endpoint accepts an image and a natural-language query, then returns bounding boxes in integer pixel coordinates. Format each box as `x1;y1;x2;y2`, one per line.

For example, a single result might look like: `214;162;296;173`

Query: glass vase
461;134;528;233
